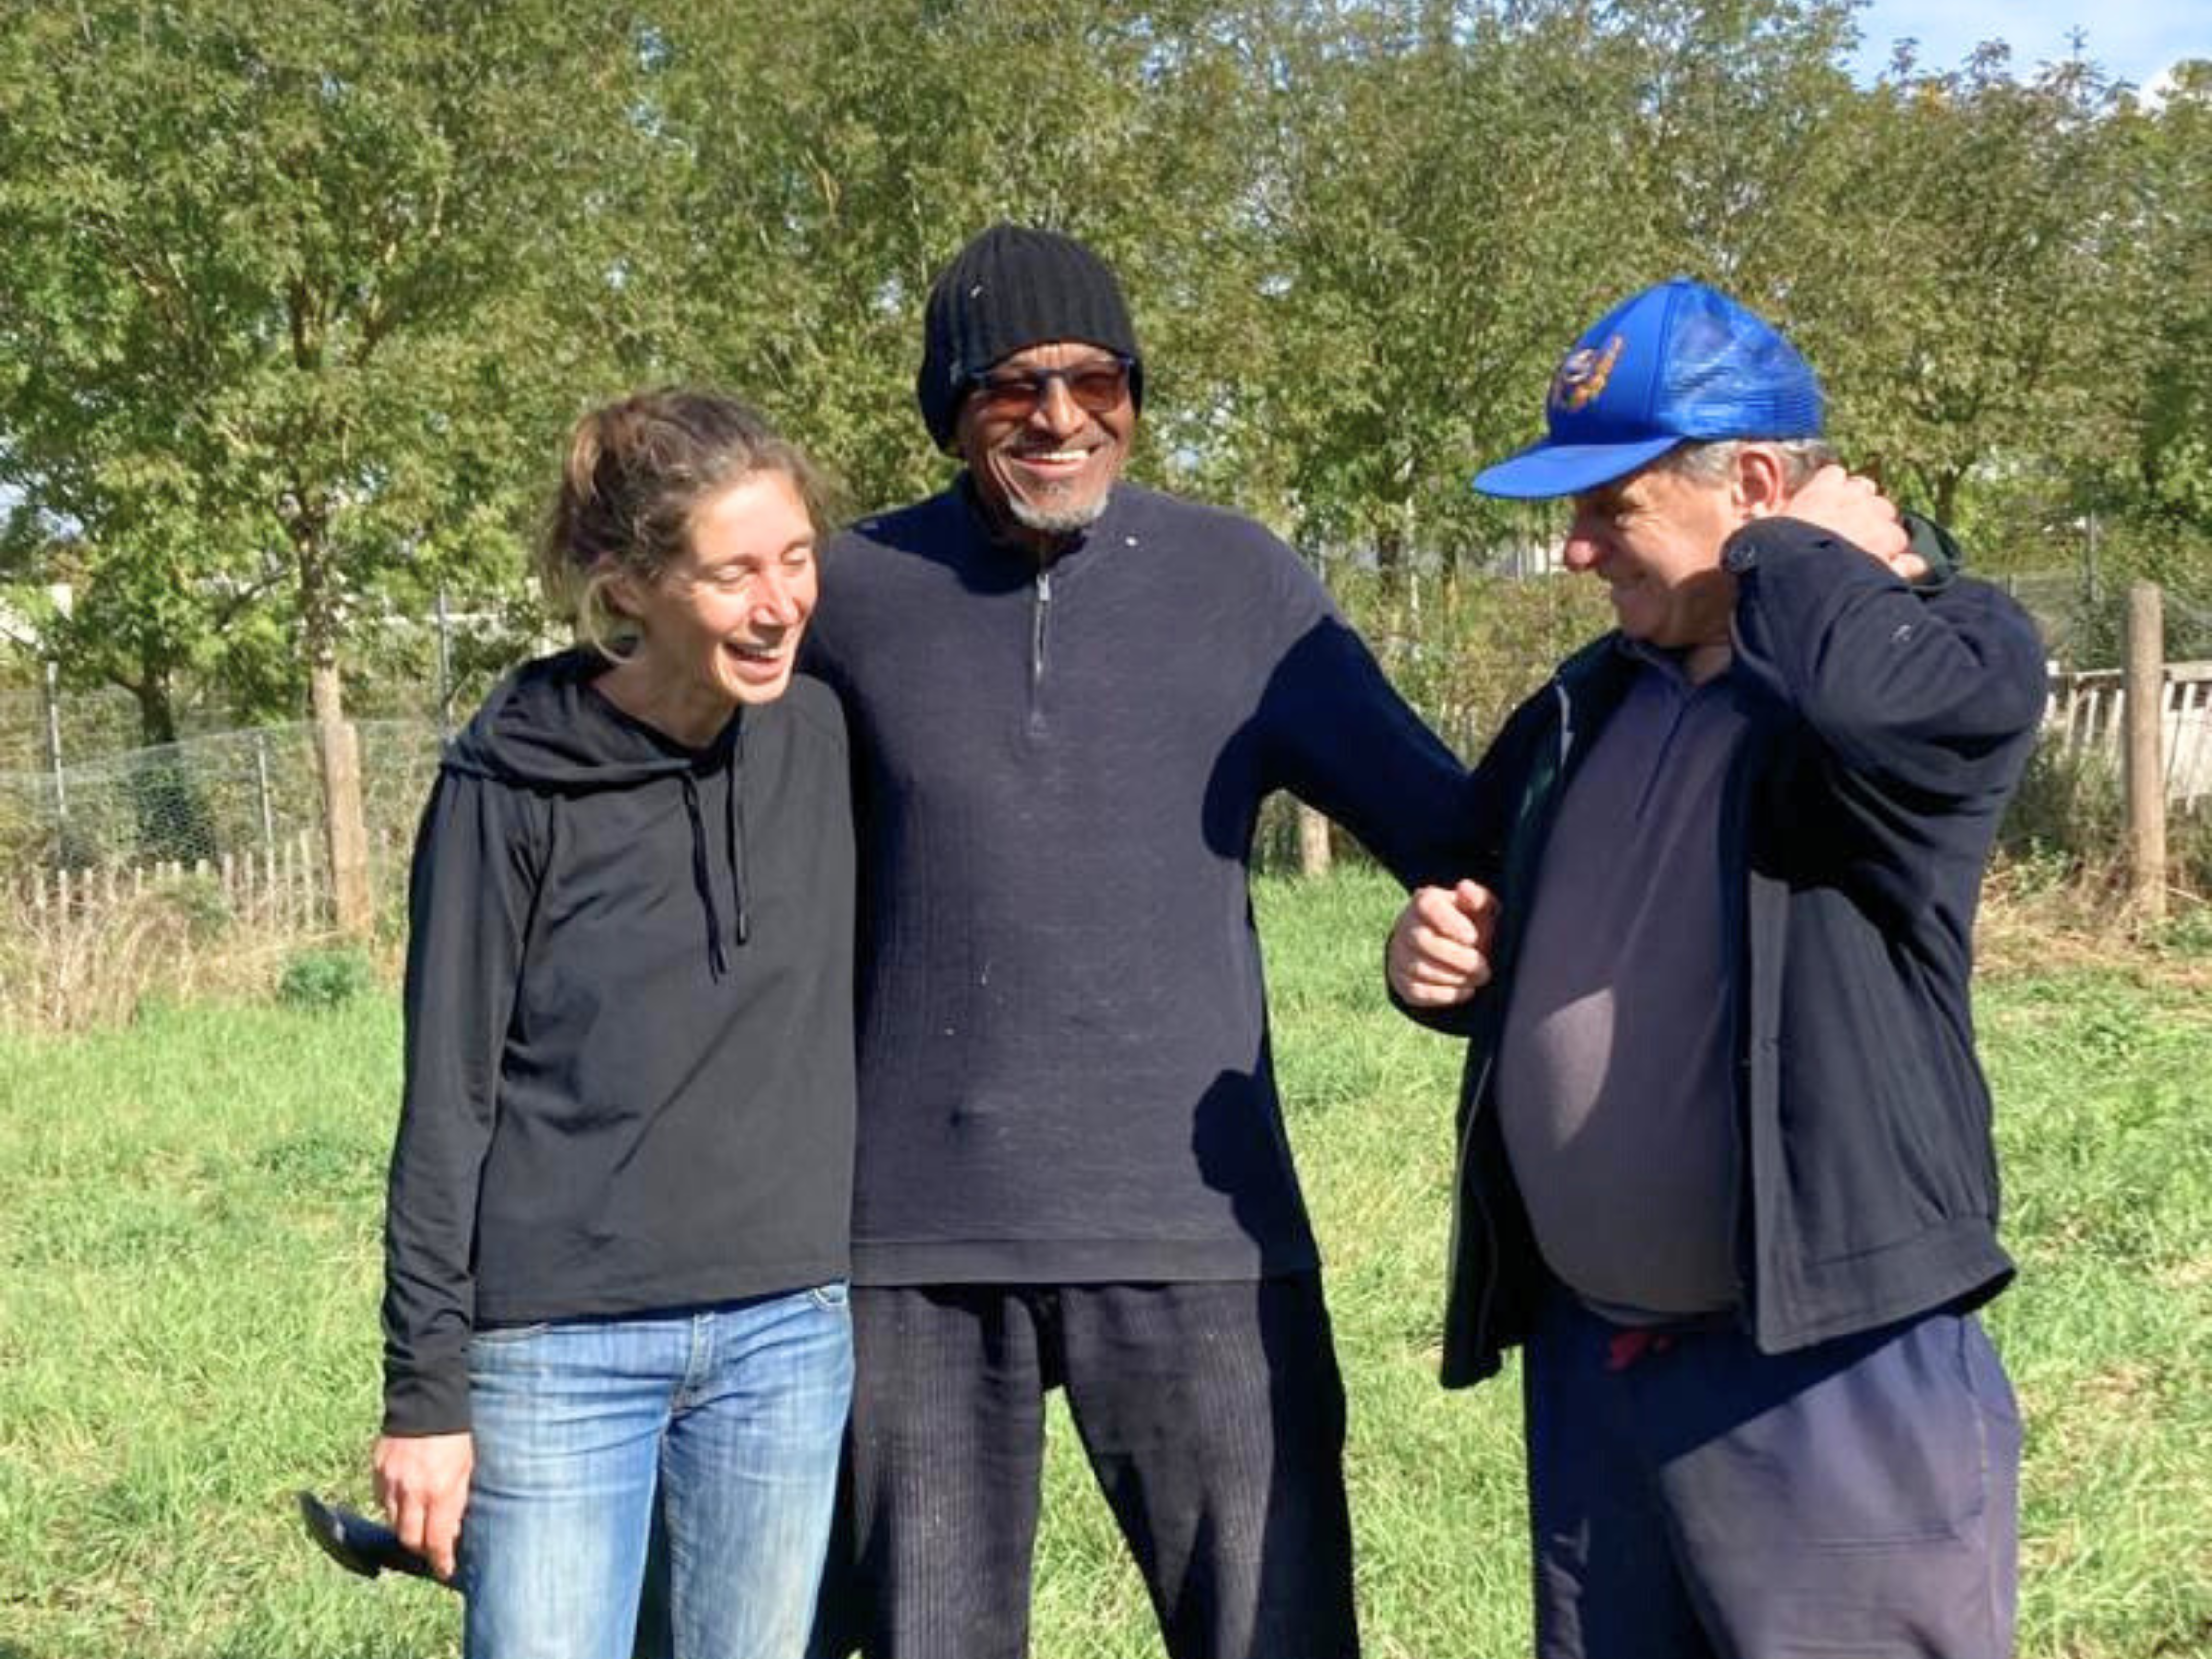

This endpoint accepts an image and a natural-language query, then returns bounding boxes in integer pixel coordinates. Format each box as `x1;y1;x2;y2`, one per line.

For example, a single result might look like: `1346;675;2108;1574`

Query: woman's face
616;471;818;708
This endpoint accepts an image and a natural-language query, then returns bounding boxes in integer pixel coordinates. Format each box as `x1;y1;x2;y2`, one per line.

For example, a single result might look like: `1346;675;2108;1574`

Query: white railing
2044;661;2212;809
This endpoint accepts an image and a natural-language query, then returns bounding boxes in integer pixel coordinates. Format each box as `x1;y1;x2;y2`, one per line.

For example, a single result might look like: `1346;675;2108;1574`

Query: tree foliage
1;0;2206;730
2130;63;2212;542
0;0;671;737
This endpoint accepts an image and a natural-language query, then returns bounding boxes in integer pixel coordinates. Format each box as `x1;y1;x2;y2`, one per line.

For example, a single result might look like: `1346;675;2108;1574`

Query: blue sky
1848;0;2210;89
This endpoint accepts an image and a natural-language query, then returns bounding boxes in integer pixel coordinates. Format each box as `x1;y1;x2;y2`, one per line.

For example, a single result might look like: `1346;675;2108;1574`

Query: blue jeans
459;1284;853;1659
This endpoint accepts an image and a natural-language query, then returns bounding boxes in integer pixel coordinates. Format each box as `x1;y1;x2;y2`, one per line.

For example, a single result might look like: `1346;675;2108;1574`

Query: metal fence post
43;660;66;824
254;732;276;864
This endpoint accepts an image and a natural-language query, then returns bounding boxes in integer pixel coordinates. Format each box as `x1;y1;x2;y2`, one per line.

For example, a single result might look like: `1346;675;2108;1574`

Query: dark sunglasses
967;355;1132;418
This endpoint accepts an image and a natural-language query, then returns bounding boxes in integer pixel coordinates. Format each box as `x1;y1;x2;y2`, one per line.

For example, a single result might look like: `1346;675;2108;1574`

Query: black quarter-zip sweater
380;649;855;1435
803;479;1471;1286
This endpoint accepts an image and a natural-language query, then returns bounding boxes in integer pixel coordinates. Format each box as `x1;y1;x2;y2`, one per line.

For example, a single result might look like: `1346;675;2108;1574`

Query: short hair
536;389;830;657
1659;437;1838;492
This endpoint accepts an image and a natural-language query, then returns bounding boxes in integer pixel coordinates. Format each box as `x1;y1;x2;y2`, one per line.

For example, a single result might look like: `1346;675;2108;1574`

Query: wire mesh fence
1;570;2202;967
0;684;147;774
0;720;444;922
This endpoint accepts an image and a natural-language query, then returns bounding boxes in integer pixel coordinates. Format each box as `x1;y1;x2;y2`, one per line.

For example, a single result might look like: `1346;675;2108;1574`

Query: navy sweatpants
810;1276;1359;1659
1524;1292;2020;1659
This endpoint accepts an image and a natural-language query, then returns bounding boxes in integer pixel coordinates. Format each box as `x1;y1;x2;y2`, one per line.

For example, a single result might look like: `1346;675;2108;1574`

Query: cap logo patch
1550;333;1624;413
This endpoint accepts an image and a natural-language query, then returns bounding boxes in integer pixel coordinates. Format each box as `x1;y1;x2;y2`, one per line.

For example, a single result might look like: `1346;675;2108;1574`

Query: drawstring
679;773;731;980
1604;1328;1677;1372
729;721;751;947
678;716;750;978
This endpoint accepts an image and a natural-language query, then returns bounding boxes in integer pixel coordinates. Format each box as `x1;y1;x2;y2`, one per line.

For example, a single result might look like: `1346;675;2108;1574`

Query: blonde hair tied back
535;389;829;658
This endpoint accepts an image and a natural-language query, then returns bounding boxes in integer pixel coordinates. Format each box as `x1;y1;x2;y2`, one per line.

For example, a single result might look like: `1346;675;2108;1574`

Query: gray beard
1007;489;1110;538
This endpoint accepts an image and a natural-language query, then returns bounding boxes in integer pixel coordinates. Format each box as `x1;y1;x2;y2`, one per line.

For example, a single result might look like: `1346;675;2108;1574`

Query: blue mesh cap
1473;279;1824;499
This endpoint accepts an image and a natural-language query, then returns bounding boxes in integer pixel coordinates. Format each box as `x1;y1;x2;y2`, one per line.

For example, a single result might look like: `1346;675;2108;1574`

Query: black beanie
915;224;1144;453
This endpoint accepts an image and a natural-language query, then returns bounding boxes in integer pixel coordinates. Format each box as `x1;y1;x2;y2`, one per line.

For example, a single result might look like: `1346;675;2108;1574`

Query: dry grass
3;851;2204;1034
1977;863;2212;990
0;879;395;1033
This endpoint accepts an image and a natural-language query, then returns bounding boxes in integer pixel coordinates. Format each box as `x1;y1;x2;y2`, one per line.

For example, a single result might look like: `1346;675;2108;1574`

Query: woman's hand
373;1431;474;1581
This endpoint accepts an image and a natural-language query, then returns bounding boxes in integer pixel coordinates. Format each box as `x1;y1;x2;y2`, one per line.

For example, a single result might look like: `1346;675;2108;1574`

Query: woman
373;390;855;1659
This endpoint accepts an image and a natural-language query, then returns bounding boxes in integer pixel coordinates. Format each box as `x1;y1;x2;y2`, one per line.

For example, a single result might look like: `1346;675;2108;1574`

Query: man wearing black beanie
803;224;1482;1659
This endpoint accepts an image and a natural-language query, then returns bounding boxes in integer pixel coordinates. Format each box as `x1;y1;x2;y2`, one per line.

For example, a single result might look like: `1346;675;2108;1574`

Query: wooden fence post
1297;804;1333;878
316;717;373;935
2125;582;2167;924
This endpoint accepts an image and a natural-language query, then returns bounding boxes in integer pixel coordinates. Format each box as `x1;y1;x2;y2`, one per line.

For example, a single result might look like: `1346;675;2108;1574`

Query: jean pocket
806;1281;850;1313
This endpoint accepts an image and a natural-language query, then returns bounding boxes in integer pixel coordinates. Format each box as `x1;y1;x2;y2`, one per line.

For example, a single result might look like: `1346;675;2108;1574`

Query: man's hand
1387;881;1499;1008
1785;464;1924;578
373;1431;473;1582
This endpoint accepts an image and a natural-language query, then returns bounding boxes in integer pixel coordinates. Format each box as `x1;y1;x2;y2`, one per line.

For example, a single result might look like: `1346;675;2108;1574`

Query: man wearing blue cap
1386;279;2045;1657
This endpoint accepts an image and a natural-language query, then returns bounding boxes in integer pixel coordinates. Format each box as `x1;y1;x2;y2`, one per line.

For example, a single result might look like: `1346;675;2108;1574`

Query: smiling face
613;469;818;717
1561;459;1748;653
956;340;1135;550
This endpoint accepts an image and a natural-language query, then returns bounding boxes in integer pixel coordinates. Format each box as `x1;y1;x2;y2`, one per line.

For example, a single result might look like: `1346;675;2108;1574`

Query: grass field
2;868;2208;1657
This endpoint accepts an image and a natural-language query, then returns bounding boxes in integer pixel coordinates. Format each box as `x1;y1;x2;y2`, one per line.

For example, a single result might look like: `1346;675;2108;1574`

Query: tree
1243;0;1864;576
0;0;683;721
2129;62;2212;550
0;0;679;917
631;0;1286;521
1771;45;2150;543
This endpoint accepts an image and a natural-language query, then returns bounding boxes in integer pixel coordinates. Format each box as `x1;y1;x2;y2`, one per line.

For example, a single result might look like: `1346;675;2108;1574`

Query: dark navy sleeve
1249;553;1477;891
1385;684;1550;1036
1724;518;2048;803
380;772;540;1436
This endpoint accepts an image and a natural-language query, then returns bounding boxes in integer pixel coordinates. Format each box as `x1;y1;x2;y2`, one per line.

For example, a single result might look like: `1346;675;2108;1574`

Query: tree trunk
122;667;217;865
299;523;373;936
1374;517;1404;586
311;661;373;937
129;673;180;748
1933;467;1965;528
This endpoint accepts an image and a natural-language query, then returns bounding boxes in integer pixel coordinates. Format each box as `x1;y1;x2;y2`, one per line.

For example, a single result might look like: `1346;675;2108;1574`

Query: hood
443;647;726;792
447;648;753;975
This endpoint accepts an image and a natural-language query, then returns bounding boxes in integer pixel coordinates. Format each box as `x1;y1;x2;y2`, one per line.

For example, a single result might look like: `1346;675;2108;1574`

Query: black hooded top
379;649;856;1436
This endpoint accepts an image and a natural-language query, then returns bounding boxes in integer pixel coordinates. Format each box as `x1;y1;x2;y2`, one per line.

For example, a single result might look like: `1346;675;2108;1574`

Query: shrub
276;947;377;1011
1997;743;2123;881
158;869;234;942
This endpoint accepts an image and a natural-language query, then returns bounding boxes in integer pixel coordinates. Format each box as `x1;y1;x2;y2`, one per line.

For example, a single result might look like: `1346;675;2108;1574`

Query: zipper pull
1032;567;1053;689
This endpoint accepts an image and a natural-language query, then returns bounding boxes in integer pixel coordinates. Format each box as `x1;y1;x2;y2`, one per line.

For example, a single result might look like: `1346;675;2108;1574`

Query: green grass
2;869;2207;1657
